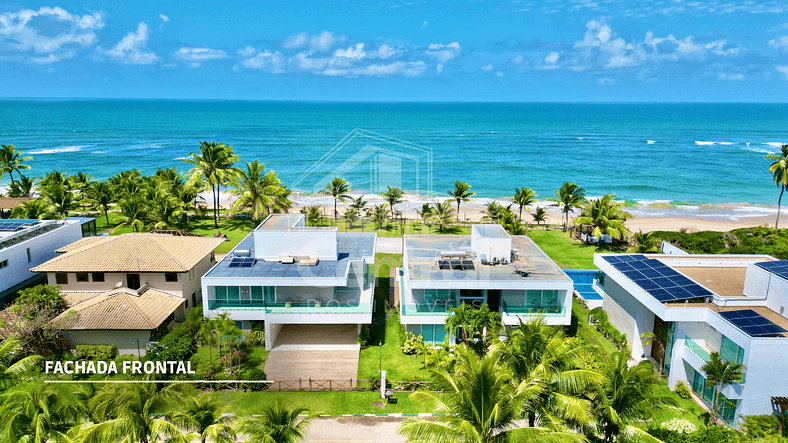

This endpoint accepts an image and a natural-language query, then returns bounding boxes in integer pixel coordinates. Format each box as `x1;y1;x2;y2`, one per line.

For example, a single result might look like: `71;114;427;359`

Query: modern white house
594;253;788;427
399;224;574;344
201;214;377;351
0;218;84;306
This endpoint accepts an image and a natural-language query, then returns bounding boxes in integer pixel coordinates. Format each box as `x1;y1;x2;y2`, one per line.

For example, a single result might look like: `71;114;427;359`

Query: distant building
399;224;574;344
595;253;788;427
32;233;224;354
0;218;85;306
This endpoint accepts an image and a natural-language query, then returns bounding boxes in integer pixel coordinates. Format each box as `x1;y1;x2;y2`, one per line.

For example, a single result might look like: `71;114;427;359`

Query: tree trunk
528;412;536;427
212;184;219;228
777;186;785;229
457;200;461;222
334;198;338;221
105;210;110;226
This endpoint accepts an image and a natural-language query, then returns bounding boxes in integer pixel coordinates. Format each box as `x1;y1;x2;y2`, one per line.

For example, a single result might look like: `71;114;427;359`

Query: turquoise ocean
1;99;787;217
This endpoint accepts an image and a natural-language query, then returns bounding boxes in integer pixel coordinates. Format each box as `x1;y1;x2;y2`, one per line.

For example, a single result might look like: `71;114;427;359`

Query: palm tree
146;183;179;230
0;383;81;443
112;195;147;233
573;193;632;241
171;394;235;443
701;352;745;425
532;207;549;227
0;145;33;187
499;318;603;428
447;181;475;222
77;383;190;443
370;204;388;230
380;186;403;219
184;141;241;228
513;187;538;220
7;175;35;198
300;205;322;226
634;230;660;253
506;218;527;235
399;345;584;443
10;199;50;219
429;200;455;233
86;181;114;226
0;338;42;391
481;200;503;223
230;161;291;223
767;144;788;229
40;182;76;218
445;303;501;345
344;207;360;228
546;182;586;233
320;177;352;221
236;400;314;443
591;351;679;443
70;172;93;211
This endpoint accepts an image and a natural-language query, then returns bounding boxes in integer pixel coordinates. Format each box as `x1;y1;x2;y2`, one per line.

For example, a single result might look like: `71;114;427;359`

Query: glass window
251;286;263;300
264;287;275;303
214;286;227;301
165;272;178;283
26;248;31;263
76;272;89;282
406;325;421;337
720;336;744;364
55;273;68;284
227;286;240;301
92;272;105;282
240;286;250;300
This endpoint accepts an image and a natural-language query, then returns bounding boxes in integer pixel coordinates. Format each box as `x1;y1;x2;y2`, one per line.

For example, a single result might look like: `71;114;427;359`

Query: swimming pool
564;269;603;301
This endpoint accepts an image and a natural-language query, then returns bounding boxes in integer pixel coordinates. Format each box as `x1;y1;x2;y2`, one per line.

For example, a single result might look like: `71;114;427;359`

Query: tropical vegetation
447;180;475;221
766;144;788;229
547;182;587;233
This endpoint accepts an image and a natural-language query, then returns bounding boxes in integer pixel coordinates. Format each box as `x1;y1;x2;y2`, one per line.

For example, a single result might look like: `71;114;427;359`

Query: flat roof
255;213;305;231
674;266;747;297
205;232;375;280
0;219;66;249
663;303;788;338
405;235;569;282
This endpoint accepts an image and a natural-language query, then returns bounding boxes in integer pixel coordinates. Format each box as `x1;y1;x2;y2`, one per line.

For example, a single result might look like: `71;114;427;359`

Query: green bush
146;311;203;362
675;380;692;399
589;307;608;325
245;368;268;392
648;424;746;443
75;344;117;360
401;332;422;355
742;415;782;439
358;325;372;346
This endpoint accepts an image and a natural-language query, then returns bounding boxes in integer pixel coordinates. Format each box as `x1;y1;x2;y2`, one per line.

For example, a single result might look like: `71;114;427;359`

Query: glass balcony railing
208;299;371;314
401;302;454;316
685;336;711;362
501;300;566;317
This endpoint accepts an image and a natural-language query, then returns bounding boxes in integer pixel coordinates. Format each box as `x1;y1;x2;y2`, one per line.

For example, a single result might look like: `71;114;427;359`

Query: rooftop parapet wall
252;214;339;261
471;224;511;263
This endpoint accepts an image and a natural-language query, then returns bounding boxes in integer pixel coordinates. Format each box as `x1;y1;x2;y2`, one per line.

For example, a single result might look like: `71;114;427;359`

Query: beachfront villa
200;214;376;380
399;224;574;344
0;218;86;306
594;253;788;427
32;233;224;354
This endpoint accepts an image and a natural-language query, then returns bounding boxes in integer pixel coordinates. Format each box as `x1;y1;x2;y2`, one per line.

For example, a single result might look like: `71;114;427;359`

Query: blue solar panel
0;219;37;232
228;258;243;268
239;258;256;268
720;309;787;337
604;255;713;303
755;261;788;282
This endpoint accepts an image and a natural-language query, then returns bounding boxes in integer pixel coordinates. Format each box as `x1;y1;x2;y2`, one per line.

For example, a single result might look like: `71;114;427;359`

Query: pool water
565;269;603;301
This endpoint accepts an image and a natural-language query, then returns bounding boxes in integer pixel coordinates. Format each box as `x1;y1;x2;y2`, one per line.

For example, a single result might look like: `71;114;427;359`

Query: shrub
245;368;268;391
401;332;422;355
661;418;697;434
358;325;371;346
742;415;781;439
247;321;265;346
675;380;692;399
75;344;117;360
589;307;608;325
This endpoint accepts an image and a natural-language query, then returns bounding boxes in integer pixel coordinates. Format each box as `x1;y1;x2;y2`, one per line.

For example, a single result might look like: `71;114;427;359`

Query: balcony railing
684;336;711;362
208;299;371;314
501;300;565;316
401;302;454;316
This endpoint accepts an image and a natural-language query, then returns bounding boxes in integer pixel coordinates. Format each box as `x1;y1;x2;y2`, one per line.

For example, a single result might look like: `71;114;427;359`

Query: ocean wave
695;141;715;145
91;151;108;154
646;140;656;144
29;145;85;154
174;156;190;160
765;142;786;147
743;146;776;154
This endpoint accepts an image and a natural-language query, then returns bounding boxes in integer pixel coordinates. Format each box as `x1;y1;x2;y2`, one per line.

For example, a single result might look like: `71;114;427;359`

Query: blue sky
2;0;788;101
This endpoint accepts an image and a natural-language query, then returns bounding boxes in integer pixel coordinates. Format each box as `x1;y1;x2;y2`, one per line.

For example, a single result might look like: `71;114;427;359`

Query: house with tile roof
32;233;225;354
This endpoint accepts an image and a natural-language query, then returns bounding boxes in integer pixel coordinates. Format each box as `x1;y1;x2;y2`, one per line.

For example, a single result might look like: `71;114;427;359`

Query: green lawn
217;390;424;415
358;311;432;382
191;345;269;376
314;218;471;237
528;229;613;269
571;298;619;356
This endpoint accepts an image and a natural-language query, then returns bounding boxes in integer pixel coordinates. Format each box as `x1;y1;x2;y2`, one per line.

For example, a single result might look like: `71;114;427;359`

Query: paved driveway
304;417;408;443
264;324;360;381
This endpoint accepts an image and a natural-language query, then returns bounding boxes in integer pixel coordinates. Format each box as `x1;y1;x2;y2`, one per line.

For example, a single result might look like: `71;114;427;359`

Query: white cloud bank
173;47;227;67
103;23;157;65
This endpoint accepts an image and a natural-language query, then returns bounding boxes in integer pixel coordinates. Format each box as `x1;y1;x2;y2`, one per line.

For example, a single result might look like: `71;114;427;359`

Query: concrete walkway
376;237;403;254
264;324;360;381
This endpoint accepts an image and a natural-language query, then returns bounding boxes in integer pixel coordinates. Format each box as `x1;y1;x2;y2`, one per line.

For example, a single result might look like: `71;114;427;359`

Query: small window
165;272;178;283
55;273;68;284
92;272;105;282
0;259;8;269
211;251;215;262
26;248;31;263
76;272;89;282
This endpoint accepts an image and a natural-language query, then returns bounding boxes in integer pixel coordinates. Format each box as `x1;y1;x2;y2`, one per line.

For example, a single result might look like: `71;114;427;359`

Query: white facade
400;226;574;344
201;214;377;350
595;253;788;427
0;219;84;303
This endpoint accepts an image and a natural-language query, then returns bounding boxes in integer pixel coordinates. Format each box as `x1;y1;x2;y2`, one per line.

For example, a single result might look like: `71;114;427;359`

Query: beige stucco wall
65;330;152;356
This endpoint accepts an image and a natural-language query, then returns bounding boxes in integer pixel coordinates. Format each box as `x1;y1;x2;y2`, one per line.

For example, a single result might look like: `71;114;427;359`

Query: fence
262;379;434;392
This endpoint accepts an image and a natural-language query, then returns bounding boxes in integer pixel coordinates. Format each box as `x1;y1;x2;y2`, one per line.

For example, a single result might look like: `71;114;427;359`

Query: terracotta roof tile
54;287;185;330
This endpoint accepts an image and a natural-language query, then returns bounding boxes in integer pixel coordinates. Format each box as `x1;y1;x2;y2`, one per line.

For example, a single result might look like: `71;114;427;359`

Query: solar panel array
228;258;256;268
720;309;787;337
602;255;713;302
0;219;37;232
754;260;788;282
438;259;475;270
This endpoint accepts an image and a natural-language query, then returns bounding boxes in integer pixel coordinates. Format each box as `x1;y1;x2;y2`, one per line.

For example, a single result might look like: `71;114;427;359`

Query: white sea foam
29;145;84;154
720;142;733;145
765;142;786;147
695;141;715;145
92;151;108;154
646;140;656;144
577;137;583;140
743;146;776;154
174;156;190;160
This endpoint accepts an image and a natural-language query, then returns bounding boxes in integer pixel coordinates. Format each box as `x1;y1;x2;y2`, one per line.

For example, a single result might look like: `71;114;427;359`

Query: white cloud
283;31;344;52
240;49;286;73
719;73;744;80
104;23;157;65
778;66;788;79
495;71;504;77
425;41;461;73
334;43;366;59
545;52;560;64
372;44;397;59
0;6;104;63
159;14;169;22
511;55;524;65
238;46;257;57
421;21;428;30
769;36;788;51
481;64;493;71
173;47;227;67
598;78;615;85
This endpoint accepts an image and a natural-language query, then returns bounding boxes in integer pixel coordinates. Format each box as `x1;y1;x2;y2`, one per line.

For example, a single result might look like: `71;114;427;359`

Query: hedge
75;344;117;360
